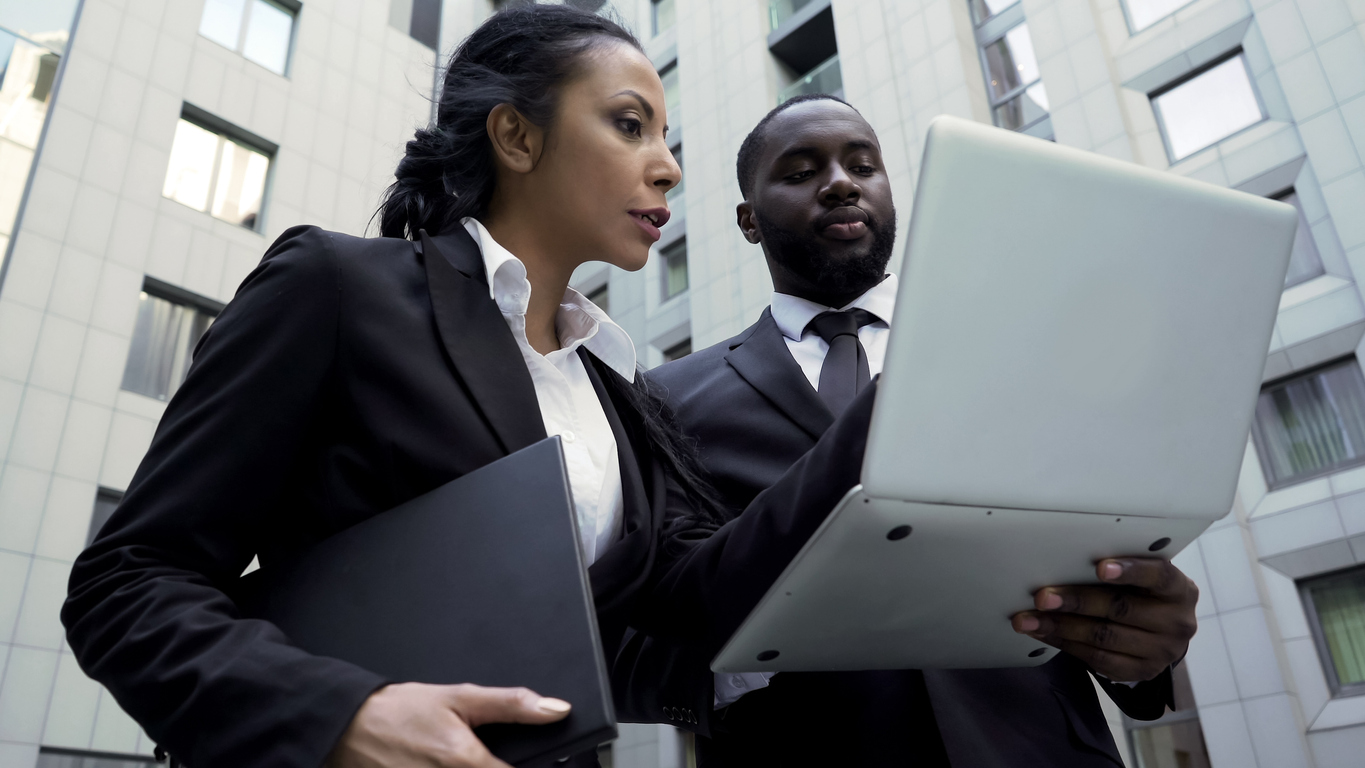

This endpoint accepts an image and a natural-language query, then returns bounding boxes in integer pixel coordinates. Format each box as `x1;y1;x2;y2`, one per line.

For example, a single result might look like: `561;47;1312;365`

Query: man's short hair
735;93;860;200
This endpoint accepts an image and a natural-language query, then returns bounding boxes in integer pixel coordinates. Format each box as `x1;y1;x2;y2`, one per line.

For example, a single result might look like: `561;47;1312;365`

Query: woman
61;6;721;768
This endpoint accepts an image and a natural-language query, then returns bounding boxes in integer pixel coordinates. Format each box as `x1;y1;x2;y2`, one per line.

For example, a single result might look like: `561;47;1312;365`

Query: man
618;94;1198;766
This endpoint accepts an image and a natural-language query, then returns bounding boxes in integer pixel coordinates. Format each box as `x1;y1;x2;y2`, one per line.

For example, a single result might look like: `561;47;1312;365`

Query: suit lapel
421;229;546;455
726;308;834;439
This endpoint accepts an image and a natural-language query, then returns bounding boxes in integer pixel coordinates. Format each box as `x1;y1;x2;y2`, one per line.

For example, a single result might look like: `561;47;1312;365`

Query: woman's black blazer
61;226;669;768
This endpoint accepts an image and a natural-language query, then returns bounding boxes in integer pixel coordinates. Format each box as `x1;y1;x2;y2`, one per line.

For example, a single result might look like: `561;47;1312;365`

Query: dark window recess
87;488;126;547
663;338;692;362
409;0;441;50
565;0;607;11
768;1;837;76
37;747;157;768
1274;189;1325;289
586;284;609;315
120;277;224;402
32;52;58;102
661;238;688;300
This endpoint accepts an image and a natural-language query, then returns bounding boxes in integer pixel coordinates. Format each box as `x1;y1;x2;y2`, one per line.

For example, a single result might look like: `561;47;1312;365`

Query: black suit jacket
619;308;1175;767
61;226;668;768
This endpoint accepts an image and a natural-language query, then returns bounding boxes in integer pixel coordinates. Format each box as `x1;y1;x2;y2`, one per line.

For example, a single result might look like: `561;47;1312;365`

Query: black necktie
807;309;879;417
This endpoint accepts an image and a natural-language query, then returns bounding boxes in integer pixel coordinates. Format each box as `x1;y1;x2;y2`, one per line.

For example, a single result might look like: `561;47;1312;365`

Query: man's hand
1011;558;1198;683
326;682;572;768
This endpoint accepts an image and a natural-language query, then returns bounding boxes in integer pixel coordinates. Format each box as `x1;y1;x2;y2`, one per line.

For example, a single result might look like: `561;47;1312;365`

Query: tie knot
806;309;878;345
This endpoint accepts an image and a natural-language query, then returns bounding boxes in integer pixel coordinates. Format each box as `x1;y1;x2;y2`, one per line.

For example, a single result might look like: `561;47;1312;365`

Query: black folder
237;437;615;766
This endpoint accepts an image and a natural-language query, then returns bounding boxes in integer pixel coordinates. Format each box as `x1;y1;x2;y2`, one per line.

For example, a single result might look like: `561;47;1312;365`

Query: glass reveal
1153;56;1263;162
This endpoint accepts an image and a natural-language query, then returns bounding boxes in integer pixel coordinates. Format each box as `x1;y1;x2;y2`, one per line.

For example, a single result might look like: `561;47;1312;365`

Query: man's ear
736;201;762;244
486;103;544;174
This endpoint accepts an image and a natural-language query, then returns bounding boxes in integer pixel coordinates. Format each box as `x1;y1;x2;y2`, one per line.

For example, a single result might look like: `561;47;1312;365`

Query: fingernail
537;697;572;714
1016;616;1040;633
1040;592;1063;611
1102;561;1124;580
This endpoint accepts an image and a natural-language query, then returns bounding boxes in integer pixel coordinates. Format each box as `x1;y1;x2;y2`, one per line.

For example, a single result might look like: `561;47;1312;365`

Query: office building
0;0;1363;766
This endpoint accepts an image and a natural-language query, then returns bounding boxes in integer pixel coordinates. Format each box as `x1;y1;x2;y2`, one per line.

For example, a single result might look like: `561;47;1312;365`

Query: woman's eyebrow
611;90;655;120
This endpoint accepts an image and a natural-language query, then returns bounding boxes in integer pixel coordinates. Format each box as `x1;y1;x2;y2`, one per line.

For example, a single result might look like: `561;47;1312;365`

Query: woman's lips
628;207;670;242
632;215;662;241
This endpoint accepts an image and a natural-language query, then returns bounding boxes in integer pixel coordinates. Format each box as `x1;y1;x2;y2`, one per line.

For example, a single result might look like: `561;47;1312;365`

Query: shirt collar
460;217;637;382
770;274;898;342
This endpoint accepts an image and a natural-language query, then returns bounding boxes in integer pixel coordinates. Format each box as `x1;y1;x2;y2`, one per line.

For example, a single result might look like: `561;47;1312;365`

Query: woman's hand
327;682;572;768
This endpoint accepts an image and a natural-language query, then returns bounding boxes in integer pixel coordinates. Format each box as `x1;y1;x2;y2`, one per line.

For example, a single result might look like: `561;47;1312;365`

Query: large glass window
1123;0;1196;33
652;0;676;37
667;145;684;202
199;0;297;76
777;53;842;104
968;0;1020;26
163;111;273;230
970;0;1049;136
1252;358;1365;488
1301;566;1365;696
87;488;125;547
37;749;156;768
121;281;222;402
663;338;692;363
661;238;688;300
1276;189;1325;289
660;62;681;119
1151;54;1263;163
388;0;441;50
1124;665;1211;768
586;283;609;314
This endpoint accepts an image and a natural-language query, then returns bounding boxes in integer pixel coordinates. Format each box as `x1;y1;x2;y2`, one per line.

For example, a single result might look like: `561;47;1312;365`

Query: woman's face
531;43;680;272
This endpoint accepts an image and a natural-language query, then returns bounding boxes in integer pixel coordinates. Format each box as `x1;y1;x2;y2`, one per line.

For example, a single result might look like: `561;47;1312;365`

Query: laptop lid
861;116;1295;520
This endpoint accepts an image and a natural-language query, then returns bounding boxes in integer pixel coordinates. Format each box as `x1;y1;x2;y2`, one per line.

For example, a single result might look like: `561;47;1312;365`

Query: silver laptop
711;115;1297;673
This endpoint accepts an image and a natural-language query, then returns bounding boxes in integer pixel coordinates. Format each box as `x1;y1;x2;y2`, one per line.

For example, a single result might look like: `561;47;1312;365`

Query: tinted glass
199;0;246;49
37;752;156;768
667;144;683;201
121;292;216;401
778;54;841;104
1153;56;1262;161
662;239;688;299
1253;359;1365;487
1130;719;1211;768
242;0;293;75
660;63;680;118
968;0;1021;25
211;139;270;229
1276;190;1324;289
164;119;221;212
663;339;692;362
984;23;1040;100
586;284;609;315
652;0;676;36
994;83;1049;130
1306;568;1365;687
86;489;124;547
1125;0;1195;32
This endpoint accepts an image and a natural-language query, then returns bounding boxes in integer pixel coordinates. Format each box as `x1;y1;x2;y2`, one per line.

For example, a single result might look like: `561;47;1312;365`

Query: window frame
1250;357;1365;490
651;0;676;38
199;0;301;77
970;1;1052;138
1272;187;1326;290
1121;0;1198;35
165;104;278;232
1149;50;1267;165
660;237;688;302
1299;564;1365;698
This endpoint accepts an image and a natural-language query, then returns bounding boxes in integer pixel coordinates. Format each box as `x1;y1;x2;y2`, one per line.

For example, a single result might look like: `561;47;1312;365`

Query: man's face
739;100;897;304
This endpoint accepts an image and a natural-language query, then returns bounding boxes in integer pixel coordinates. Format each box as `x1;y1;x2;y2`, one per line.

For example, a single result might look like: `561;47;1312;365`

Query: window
1123;664;1211;768
121;279;223;402
87;488;125;547
778;53;843;105
1274;189;1325;289
661;239;688;300
586;283;609;315
199;0;298;76
36;748;157;768
967;0;1020;25
388;0;441;50
660;62;681;119
667;145;684;202
1251;358;1365;488
1151;54;1263;163
163;107;275;230
1123;0;1196;33
663;338;692;362
652;0;676;37
1301;566;1365;696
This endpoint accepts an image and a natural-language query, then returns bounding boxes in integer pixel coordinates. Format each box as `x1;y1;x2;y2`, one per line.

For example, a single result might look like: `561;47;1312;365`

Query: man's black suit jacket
60;226;671;768
621;308;1175;767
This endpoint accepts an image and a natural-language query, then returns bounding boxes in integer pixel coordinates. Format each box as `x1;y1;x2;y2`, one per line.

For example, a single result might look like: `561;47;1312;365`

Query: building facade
0;0;1363;766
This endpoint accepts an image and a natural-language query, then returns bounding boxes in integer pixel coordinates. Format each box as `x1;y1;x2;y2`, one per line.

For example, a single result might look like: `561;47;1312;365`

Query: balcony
778;53;842;104
767;0;836;75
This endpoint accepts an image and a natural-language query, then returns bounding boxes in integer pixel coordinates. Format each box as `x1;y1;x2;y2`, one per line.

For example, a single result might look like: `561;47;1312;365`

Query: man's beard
757;208;897;299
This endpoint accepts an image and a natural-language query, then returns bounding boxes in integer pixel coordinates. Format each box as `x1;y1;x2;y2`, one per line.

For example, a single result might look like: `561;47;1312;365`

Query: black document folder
237;437;615;766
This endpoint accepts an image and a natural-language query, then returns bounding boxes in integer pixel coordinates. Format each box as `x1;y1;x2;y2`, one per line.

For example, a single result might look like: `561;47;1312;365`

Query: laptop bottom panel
712;487;1211;672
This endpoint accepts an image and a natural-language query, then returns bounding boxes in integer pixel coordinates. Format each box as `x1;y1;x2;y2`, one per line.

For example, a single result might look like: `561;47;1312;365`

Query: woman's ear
486;103;544;175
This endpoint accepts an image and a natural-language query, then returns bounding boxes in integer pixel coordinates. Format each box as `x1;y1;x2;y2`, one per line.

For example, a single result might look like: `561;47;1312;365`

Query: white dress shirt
461;218;636;566
714;276;899;708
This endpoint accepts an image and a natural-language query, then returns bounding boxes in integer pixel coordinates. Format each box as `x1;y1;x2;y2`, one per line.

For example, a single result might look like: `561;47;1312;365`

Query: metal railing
777;54;842;104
